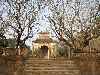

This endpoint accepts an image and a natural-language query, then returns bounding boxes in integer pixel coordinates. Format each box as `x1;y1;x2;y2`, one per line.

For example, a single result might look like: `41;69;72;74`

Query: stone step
25;59;75;64
96;57;100;60
96;57;100;64
24;66;79;70
25;61;74;65
25;62;77;66
25;63;76;67
24;69;80;72
24;71;80;75
25;64;77;67
25;58;71;61
25;58;73;60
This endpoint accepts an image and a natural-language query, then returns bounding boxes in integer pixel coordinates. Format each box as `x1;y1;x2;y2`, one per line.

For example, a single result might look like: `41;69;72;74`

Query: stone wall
0;48;29;56
72;52;100;75
0;56;24;75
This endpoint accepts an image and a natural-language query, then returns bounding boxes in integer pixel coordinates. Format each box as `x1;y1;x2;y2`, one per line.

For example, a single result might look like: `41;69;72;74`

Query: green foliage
96;16;100;22
0;27;7;48
56;46;68;57
0;38;16;48
7;39;16;48
0;38;30;49
76;31;90;48
0;39;8;48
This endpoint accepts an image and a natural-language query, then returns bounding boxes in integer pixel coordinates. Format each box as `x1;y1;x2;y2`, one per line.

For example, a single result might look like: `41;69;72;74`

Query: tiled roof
38;32;49;34
33;38;54;43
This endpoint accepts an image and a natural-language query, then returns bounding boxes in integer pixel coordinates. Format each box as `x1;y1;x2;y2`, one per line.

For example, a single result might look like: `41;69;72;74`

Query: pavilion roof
33;38;55;43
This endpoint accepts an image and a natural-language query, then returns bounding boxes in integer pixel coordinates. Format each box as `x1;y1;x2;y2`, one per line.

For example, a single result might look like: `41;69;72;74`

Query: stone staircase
23;57;81;75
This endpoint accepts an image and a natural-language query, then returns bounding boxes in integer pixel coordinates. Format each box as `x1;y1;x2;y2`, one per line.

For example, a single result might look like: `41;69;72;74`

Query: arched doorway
40;45;48;58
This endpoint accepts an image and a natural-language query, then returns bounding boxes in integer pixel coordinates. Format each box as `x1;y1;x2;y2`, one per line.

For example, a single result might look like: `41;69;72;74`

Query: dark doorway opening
40;45;48;56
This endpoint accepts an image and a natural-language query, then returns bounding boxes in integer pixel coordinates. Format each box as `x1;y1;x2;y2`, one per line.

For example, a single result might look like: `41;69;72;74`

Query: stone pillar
18;46;21;55
68;47;71;59
48;49;50;59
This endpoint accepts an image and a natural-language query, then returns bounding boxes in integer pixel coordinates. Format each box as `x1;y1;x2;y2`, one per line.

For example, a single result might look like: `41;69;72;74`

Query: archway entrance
40;45;48;58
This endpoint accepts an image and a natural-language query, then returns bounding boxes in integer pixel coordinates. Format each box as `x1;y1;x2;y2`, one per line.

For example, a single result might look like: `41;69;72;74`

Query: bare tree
46;0;100;58
5;0;39;48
